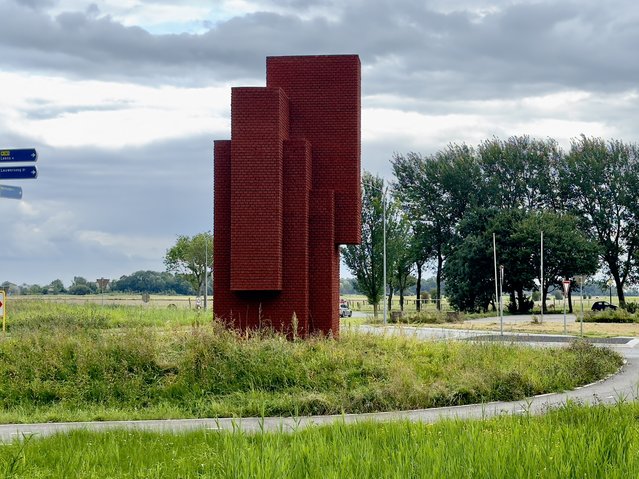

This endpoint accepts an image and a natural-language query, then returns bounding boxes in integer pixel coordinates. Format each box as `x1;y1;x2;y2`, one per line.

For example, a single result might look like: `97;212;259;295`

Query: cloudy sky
1;0;638;286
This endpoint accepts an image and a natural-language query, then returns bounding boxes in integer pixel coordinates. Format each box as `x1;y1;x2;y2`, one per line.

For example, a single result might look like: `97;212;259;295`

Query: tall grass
1;402;638;478
5;300;202;331
0;317;622;423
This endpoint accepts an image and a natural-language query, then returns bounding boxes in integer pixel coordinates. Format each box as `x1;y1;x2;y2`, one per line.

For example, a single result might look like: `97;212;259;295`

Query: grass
0;302;623;423
2;402;639;478
5;299;203;332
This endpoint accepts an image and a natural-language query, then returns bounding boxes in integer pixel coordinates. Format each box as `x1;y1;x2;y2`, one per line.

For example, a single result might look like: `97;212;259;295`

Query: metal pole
204;235;208;310
540;231;544;324
580;275;584;337
563;281;567;335
493;233;498;314
499;265;504;336
382;186;387;326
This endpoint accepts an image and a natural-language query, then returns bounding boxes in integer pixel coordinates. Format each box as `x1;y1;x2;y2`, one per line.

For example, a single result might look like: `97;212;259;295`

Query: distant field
10;294;205;309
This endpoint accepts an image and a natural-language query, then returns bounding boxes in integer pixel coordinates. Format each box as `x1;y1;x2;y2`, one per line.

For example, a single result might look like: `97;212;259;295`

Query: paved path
1;327;638;442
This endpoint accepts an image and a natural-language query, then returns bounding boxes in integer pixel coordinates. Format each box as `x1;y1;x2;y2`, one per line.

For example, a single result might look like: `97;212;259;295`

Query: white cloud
0;72;230;148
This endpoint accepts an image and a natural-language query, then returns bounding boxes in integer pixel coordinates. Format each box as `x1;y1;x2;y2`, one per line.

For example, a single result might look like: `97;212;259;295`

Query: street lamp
499;265;504;336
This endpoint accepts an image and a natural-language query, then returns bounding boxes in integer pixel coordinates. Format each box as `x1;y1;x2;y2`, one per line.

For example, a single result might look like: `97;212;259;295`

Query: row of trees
344;135;639;313
1;272;195;296
2;232;215;296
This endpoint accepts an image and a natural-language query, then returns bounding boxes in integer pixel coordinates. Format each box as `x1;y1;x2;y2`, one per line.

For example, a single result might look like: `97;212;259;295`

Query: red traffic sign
562;279;571;296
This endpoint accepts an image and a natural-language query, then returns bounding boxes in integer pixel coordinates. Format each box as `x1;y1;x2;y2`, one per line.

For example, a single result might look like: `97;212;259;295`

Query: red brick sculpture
214;55;361;337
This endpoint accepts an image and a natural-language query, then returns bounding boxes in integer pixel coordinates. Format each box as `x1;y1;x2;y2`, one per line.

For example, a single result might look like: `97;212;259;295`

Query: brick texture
214;55;361;337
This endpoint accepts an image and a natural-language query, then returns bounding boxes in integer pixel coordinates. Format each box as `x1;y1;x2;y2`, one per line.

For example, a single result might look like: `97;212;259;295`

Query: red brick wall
214;55;360;337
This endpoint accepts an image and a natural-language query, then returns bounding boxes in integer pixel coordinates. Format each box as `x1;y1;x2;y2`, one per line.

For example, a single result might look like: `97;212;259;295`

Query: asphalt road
1;327;637;442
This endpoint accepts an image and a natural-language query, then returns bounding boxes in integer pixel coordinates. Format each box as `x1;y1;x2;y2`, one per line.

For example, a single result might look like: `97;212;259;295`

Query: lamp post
499;265;504;336
204;235;208;310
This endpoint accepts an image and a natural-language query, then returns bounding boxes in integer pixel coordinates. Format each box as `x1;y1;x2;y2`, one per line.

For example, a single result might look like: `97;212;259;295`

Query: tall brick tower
214;55;361;337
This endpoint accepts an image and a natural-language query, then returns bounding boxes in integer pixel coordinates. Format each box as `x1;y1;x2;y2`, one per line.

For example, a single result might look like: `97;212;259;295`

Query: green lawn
2;402;638;478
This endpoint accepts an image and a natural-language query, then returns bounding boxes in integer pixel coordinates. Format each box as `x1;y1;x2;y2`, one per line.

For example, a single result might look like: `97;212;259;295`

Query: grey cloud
22;101;134;120
0;132;216;284
1;1;639;99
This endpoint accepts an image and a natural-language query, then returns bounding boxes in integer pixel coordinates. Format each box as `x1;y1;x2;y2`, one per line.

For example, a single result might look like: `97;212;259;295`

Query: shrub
583;309;637;323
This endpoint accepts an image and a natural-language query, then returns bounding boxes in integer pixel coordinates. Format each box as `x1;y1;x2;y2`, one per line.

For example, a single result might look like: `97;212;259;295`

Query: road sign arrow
0;148;38;162
0;166;38;180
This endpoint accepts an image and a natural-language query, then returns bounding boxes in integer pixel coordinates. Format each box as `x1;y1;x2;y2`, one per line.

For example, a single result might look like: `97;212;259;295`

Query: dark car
591;301;617;311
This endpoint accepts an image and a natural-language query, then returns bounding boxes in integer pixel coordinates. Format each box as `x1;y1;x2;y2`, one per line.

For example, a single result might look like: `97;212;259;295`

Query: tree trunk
516;288;525;313
568;287;573;314
613;274;625;307
387;285;393;313
373;303;378;318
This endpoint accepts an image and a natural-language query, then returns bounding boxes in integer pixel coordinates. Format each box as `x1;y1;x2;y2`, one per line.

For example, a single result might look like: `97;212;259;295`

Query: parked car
591;301;617;311
339;303;353;317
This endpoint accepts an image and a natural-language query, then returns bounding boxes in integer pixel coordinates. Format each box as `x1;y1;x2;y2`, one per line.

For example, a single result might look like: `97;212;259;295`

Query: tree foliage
111;270;194;295
559;136;639;306
164;232;213;294
342;172;386;316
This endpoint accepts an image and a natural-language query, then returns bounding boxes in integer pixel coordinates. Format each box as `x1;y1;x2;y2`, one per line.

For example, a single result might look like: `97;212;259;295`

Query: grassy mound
0;317;622;423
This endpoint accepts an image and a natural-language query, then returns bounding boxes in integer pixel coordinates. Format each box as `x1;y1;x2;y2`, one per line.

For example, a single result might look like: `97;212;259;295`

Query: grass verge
2;402;638;478
0;318;622;423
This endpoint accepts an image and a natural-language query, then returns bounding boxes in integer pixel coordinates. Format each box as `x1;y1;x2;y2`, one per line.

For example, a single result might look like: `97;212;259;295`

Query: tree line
343;135;639;314
2;232;215;297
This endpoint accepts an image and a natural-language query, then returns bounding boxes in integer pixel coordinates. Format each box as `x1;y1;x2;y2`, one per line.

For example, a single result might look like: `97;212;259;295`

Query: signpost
0;290;5;335
0;148;38;162
0;166;38;180
0;185;22;200
0;148;38;200
562;279;571;334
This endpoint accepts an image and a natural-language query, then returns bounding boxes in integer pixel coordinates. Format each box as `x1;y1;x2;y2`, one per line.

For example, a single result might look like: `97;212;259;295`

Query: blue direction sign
0;148;38;162
0;185;23;200
0;166;38;180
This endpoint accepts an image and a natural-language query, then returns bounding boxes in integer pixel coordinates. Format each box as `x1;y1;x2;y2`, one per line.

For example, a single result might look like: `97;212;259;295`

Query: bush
583;309;637;323
401;311;464;324
623;302;638;314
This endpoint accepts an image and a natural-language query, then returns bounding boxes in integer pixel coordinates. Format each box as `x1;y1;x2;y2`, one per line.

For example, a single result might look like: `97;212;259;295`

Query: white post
499;265;504;336
563;279;567;335
580;275;584;337
493;233;498;314
204;235;208;310
540;231;544;324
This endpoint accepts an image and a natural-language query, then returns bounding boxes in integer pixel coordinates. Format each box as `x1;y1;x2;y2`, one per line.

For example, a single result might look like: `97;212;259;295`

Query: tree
164;232;213;295
388;210;415;312
111;270;194;295
47;279;66;294
68;277;97;295
342;172;386;317
444;210;599;313
513;212;599;313
393;144;483;309
478;135;562;211
560;136;639;306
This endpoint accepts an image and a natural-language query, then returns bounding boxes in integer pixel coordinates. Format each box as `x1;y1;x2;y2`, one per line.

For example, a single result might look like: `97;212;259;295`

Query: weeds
0;322;623;422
